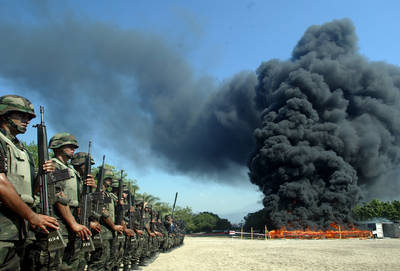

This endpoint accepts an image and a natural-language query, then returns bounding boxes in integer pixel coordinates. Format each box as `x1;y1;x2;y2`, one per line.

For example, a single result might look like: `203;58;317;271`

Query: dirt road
143;237;400;271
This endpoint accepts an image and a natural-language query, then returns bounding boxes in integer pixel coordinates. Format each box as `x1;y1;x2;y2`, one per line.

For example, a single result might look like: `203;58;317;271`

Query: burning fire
267;223;372;239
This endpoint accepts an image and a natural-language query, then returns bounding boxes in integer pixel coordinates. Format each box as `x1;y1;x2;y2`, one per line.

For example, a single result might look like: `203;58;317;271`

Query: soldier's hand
113;225;124;234
71;223;92;240
150;232;156;237
136;229;144;236
124;228;135;237
43;160;55;173
90;221;101;233
28;213;59;234
85;174;96;188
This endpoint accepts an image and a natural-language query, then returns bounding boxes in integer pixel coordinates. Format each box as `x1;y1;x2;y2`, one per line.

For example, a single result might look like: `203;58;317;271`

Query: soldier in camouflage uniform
150;210;162;259
110;180;135;271
130;201;144;270
49;133;92;271
155;213;168;253
164;215;175;251
138;204;157;267
0;95;59;271
120;185;138;271
71;152;102;270
88;168;124;271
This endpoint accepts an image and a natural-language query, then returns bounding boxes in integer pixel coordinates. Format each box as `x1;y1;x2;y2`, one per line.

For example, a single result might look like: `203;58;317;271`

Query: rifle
129;188;136;230
114;170;125;241
91;155;106;245
124;188;135;249
35;106;69;252
92;155;106;215
115;170;124;225
171;192;178;219
80;141;95;252
140;198;145;230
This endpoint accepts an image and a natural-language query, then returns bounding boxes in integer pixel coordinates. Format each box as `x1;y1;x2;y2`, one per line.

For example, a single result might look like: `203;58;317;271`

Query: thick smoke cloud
249;19;400;229
0;12;258;183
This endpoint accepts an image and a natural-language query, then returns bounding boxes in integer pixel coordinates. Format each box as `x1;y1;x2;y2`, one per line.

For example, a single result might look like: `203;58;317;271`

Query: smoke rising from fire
0;9;259;183
248;19;400;229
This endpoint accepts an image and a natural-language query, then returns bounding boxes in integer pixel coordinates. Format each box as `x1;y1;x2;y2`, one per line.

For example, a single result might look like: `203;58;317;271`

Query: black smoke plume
249;19;400;229
0;6;258;183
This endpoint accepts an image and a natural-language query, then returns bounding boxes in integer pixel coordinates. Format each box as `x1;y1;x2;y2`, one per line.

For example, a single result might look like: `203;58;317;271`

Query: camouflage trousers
24;235;63;271
0;240;24;271
60;235;86;271
134;234;145;262
122;236;138;269
87;237;111;271
106;234;125;271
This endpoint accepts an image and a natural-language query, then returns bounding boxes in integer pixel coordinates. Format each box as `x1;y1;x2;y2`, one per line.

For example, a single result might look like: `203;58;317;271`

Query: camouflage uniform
120;186;139;271
71;152;99;270
0;95;37;271
110;180;126;270
131;201;145;270
87;168;115;271
156;216;168;252
49;133;87;271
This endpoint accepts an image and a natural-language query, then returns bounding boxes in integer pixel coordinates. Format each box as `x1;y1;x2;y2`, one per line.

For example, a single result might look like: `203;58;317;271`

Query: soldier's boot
123;261;131;271
131;258;141;270
138;257;147;266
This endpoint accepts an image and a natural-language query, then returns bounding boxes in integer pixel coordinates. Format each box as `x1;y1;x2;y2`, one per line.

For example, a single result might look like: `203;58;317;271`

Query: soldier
110;180;135;271
150;210;162;259
164;215;174;251
71;152;102;269
155;213;168;253
0;95;59;270
138;204;156;267
119;184;137;271
48;133;92;271
89;168;124;271
130;200;145;270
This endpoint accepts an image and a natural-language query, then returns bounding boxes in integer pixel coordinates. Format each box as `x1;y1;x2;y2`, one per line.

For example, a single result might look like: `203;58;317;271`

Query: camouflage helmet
111;180;128;190
71;152;95;166
111;180;119;188
102;168;114;180
0;95;36;119
49;133;79;149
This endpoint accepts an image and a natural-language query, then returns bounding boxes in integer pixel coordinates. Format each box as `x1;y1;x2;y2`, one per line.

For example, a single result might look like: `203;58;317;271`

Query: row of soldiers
0;95;185;271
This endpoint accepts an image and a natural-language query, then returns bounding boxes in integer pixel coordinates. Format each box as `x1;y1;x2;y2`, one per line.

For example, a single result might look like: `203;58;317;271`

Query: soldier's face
61;144;77;158
104;178;112;187
7;111;32;134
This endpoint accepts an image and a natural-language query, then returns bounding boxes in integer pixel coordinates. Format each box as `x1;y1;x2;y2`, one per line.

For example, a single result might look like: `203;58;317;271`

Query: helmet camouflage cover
0;95;36;119
49;133;79;149
99;167;114;180
111;180;129;190
71;152;95;166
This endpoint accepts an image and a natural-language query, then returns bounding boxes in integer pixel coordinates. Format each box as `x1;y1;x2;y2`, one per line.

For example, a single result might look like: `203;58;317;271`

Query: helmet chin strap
6;117;26;133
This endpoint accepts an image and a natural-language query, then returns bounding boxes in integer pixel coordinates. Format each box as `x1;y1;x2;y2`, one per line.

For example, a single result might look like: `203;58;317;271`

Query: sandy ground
143;236;400;271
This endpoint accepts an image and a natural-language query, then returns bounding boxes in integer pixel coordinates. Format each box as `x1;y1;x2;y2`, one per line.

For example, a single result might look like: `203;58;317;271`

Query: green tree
352;199;400;221
174;206;196;232
243;209;265;232
193;212;219;232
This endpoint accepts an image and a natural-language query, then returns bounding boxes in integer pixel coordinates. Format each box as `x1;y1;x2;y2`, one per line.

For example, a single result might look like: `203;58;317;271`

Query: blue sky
1;0;400;223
